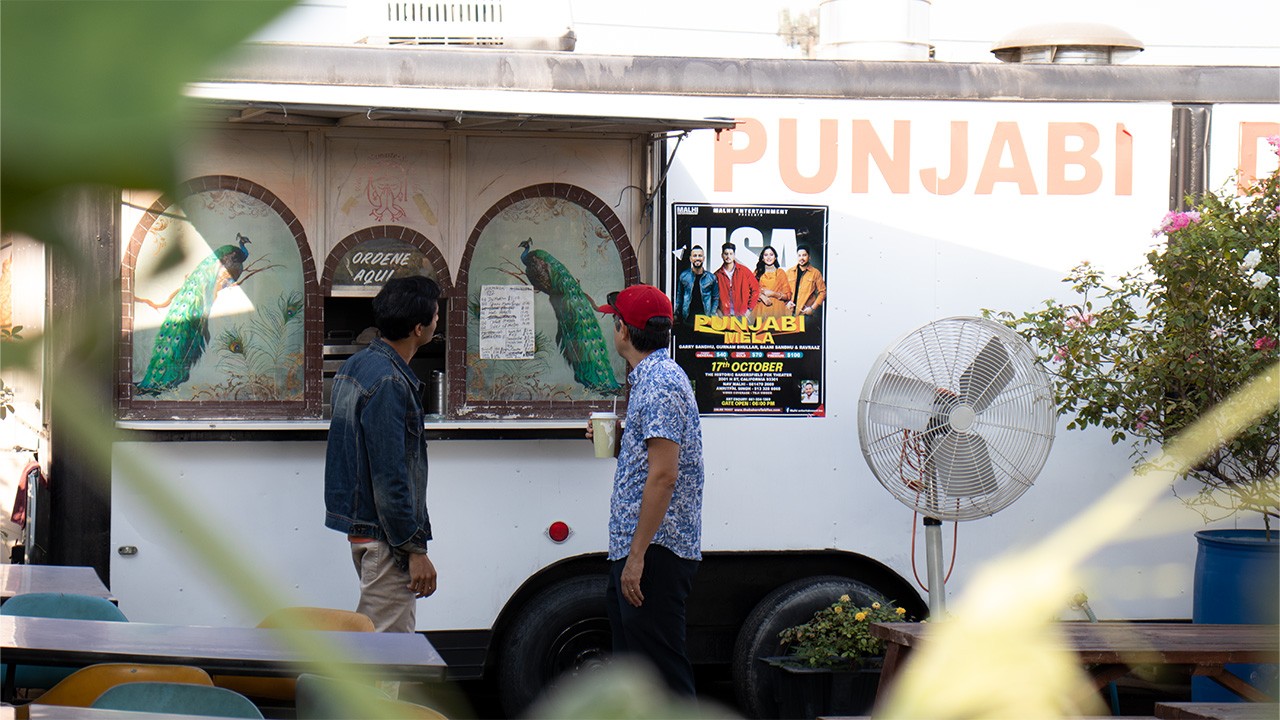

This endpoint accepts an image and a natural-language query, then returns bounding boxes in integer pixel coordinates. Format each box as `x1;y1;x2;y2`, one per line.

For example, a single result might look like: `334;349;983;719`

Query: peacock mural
131;188;302;402
466;195;626;403
519;238;620;395
136;233;255;394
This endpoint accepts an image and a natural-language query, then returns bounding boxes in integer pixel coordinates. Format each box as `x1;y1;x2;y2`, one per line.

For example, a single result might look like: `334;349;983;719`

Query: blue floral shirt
608;349;705;561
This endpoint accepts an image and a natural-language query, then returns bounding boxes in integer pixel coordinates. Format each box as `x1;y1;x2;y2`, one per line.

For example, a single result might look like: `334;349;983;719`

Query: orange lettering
1115;124;1133;196
1047;123;1101;195
714;118;767;193
780;118;838;193
851;120;910;193
1239;121;1280;193
920;121;968;195
976;122;1038;195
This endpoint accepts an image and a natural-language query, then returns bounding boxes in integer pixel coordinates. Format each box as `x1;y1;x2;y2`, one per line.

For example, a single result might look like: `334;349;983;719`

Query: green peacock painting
135;232;278;396
519;238;621;396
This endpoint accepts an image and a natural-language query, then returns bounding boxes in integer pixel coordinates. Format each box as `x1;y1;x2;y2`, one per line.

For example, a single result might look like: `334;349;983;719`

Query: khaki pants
350;540;416;633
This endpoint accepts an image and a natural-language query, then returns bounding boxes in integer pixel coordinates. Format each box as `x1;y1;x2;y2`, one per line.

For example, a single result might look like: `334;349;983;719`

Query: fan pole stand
924;516;946;617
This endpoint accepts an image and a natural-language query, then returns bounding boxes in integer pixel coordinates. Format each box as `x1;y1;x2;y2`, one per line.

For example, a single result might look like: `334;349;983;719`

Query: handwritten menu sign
480;284;535;359
332;236;435;293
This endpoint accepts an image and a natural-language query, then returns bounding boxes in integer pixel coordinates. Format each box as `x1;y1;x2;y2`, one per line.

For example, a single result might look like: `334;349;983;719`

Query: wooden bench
1155;701;1280;719
871;622;1278;702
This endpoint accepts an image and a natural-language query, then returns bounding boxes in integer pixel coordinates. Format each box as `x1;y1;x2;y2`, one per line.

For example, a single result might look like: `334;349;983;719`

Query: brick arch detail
119;175;322;418
449;183;641;418
322;225;454;296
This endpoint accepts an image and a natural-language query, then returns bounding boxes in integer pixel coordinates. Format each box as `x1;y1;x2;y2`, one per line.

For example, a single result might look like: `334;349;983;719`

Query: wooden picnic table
0;614;447;699
1154;701;1280;719
22;706;225;719
871;622;1278;703
0;566;115;605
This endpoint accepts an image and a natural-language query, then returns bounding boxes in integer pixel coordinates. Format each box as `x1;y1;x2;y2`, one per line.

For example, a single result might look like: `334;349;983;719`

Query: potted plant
767;595;908;717
986;135;1279;701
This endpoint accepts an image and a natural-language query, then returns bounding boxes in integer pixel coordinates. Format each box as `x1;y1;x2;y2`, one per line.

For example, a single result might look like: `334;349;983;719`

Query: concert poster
671;204;828;416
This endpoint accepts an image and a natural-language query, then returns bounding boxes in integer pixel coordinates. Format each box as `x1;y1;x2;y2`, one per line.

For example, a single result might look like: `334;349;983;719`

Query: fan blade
866;373;937;432
958;337;1015;413
932;432;997;498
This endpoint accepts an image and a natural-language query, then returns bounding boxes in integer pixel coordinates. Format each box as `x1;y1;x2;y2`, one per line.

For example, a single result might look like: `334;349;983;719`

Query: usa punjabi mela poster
671;204;827;416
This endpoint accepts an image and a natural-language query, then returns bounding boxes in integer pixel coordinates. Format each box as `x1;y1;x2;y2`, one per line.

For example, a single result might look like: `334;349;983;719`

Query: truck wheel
497;575;612;716
731;575;888;719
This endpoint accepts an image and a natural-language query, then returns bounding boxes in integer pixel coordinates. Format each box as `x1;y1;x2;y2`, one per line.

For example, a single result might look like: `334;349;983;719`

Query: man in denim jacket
325;276;441;632
674;245;718;324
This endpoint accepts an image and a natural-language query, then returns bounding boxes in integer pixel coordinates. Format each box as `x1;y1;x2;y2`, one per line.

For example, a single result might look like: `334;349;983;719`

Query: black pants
606;544;700;696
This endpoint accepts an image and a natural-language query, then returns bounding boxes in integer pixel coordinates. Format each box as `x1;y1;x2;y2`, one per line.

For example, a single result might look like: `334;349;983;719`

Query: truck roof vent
359;1;576;51
991;22;1143;64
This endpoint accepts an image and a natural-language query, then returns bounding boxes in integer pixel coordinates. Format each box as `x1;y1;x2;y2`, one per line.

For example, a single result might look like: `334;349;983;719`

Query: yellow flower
839;594;850;603
872;602;881;609
896;607;907;616
855;611;867;621
834;606;843;614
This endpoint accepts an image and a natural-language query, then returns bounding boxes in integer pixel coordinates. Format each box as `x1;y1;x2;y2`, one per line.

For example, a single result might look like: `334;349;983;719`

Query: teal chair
91;682;263;718
1;592;128;690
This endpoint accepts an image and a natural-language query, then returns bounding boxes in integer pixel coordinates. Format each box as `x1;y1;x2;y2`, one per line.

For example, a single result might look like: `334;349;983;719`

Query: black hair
373;276;441;341
721;242;737;253
615;315;672;353
755;245;779;279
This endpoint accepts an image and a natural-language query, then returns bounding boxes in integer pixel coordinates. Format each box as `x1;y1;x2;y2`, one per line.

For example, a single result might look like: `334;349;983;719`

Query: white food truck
29;44;1277;716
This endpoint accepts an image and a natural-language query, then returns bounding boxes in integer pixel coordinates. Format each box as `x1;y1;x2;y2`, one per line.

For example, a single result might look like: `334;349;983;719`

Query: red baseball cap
595;284;673;327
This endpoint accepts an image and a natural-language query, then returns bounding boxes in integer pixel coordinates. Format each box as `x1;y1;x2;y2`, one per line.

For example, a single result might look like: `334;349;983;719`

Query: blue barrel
1192;529;1279;702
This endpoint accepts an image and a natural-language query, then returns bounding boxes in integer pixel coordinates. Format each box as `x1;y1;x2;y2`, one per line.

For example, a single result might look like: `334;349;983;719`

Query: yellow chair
212;607;375;702
295;673;448;719
17;664;212;719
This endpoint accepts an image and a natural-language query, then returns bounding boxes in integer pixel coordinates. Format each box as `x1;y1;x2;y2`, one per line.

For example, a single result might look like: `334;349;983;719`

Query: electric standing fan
857;317;1056;616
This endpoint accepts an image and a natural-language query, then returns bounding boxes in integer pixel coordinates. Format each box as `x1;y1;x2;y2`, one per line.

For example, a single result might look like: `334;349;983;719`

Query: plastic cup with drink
590;411;618;459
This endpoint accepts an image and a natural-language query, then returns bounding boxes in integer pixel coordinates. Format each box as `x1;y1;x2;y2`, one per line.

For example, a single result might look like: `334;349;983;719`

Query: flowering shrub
986;139;1279;524
777;595;909;669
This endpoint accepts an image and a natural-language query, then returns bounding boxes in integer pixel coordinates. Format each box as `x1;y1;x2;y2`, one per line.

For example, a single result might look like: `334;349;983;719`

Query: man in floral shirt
591;284;705;696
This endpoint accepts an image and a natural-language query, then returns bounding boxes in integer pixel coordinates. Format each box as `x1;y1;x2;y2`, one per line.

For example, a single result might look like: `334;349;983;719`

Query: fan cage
857;317;1055;521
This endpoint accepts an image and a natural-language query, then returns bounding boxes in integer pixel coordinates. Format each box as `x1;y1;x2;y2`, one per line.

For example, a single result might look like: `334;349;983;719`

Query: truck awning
185;81;736;134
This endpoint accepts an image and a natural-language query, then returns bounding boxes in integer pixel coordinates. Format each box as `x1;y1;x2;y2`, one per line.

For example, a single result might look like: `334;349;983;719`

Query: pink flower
1269;134;1280;157
1052;346;1069;362
1135;409;1150;431
1064;312;1096;331
1152;210;1202;237
1254;336;1277;351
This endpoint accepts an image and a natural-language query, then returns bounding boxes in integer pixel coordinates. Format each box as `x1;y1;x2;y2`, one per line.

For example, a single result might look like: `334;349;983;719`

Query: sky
256;0;1280;66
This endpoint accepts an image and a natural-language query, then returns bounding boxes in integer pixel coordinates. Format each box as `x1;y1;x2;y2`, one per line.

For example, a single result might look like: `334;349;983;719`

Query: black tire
731;575;888;719
497;575;612;716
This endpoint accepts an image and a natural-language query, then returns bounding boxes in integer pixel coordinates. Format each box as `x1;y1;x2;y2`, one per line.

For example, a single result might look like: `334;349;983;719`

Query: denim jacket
324;338;431;558
675;269;719;322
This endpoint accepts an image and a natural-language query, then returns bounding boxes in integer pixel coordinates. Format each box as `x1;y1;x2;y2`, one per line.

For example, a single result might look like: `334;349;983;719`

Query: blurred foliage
0;378;15;419
0;0;413;713
879;365;1279;719
526;659;736;719
0;0;292;246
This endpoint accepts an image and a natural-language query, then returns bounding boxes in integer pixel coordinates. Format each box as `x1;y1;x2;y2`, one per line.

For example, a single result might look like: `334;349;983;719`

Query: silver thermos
428;370;445;416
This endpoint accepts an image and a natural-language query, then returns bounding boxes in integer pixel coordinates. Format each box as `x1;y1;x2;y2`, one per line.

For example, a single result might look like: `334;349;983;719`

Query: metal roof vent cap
991;22;1143;64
